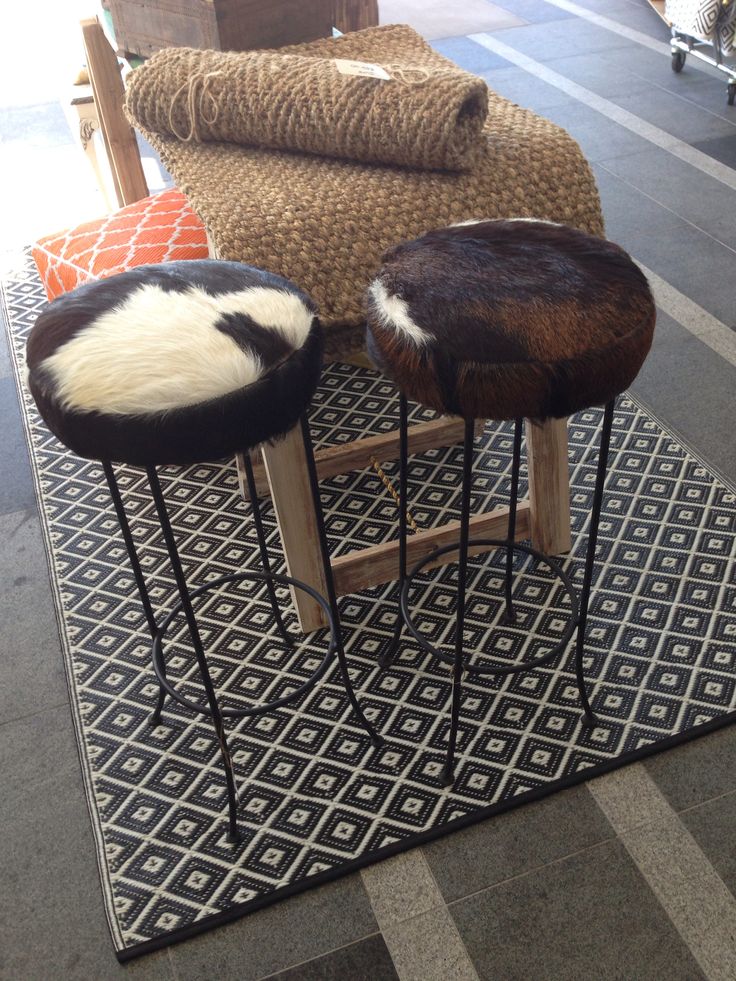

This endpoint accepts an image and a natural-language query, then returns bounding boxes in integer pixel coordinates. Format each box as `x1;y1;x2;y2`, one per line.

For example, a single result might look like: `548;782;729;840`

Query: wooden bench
79;10;574;632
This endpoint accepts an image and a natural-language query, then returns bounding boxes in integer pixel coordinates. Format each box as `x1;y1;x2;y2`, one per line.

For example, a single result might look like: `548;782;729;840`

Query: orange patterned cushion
32;189;209;301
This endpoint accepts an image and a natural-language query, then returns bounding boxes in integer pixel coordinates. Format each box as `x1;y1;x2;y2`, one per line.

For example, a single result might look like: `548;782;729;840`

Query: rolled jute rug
125;45;489;172
127;25;604;360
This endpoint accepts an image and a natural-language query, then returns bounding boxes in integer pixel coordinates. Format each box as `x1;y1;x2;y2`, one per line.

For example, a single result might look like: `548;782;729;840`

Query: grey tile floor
1;0;736;978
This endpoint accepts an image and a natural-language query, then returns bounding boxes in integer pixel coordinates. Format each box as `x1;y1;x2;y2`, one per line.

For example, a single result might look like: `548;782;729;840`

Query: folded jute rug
5;256;736;960
125;44;489;171
126;25;604;359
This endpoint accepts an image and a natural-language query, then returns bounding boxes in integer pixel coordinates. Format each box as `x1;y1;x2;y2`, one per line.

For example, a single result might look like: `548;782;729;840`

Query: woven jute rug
4;257;736;961
127;25;604;359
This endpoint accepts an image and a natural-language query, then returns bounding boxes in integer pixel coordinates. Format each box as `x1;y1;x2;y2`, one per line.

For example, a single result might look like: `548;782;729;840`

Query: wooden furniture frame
79;9;573;632
81;18;148;209
65;84;116;212
237;417;571;631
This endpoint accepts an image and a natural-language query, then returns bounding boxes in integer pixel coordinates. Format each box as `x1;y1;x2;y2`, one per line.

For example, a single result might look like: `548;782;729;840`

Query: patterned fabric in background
666;0;736;52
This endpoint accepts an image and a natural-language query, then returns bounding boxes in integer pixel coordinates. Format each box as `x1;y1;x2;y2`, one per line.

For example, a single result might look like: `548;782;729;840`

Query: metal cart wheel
728;82;736;106
671;47;686;72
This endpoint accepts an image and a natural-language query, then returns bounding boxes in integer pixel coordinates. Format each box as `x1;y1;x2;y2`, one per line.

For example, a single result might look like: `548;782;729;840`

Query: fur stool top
366;220;656;421
26;260;322;465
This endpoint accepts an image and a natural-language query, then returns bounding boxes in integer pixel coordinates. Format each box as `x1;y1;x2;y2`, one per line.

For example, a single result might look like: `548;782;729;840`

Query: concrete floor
2;0;736;978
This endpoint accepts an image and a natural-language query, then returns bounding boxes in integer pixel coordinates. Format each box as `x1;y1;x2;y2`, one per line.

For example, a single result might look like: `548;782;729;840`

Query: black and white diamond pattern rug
4;255;736;961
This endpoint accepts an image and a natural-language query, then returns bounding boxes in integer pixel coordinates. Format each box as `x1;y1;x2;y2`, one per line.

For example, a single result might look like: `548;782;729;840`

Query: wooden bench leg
260;427;330;632
526;417;571;555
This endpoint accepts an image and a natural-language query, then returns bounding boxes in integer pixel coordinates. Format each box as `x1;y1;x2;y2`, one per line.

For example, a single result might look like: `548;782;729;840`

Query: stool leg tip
151;689;166;726
379;614;405;669
581;711;599;729
501;606;517;626
278;628;296;649
226;827;240;845
379;636;402;669
439;767;456;788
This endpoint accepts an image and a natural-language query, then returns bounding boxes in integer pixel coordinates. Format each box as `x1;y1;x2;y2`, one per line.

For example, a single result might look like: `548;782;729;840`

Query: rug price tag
334;59;391;80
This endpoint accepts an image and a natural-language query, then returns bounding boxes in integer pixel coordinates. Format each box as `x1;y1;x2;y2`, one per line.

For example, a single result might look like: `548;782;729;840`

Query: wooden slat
81;17;148;208
332;502;530;596
333;0;379;32
525;417;571;556
242;416;482;498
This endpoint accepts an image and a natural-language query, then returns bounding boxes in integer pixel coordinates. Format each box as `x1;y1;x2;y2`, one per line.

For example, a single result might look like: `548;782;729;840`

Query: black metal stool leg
441;418;475;787
103;461;167;725
241;452;294;648
380;393;409;669
575;399;615;728
299;415;384;749
147;467;240;843
150;673;167;725
503;418;523;625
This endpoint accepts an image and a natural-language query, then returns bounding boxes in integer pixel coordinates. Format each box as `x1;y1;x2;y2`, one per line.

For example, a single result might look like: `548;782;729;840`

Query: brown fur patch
366;220;656;420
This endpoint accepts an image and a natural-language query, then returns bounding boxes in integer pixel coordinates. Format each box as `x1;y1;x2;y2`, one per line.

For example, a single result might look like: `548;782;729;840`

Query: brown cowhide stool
366;220;656;787
26;259;382;842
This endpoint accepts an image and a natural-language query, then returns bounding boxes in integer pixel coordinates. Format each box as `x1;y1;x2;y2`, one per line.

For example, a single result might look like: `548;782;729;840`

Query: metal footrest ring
151;570;338;720
399;539;580;676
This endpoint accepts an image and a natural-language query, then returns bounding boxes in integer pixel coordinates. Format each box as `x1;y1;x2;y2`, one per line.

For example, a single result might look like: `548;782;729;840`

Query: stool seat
366;220;656;421
26;260;322;465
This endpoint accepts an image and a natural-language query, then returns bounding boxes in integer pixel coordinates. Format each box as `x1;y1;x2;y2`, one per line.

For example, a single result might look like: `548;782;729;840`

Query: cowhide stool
26;259;381;842
366;220;656;787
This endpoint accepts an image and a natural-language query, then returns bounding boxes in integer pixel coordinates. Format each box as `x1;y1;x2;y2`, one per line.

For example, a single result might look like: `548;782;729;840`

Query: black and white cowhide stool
366;220;656;787
26;259;381;842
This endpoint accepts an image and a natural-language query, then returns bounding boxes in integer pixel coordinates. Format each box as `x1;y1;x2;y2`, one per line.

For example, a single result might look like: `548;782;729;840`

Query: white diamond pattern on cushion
32;189;209;301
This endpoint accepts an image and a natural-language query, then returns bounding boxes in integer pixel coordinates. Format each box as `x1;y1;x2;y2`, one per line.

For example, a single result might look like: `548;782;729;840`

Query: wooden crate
334;0;378;32
108;0;337;56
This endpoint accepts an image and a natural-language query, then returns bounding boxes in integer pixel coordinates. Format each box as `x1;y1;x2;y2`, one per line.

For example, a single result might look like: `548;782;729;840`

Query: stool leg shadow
379;393;410;670
574;399;615;729
148;467;241;844
440;417;475;788
300;416;384;750
241;453;295;649
103;461;168;725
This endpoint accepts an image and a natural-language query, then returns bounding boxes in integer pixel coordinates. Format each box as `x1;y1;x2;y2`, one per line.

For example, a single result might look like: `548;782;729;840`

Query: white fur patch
505;217;562;225
368;280;429;348
41;283;313;415
450;217;562;227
